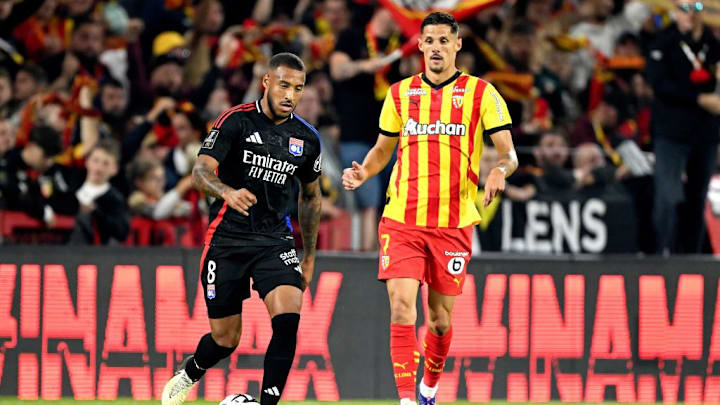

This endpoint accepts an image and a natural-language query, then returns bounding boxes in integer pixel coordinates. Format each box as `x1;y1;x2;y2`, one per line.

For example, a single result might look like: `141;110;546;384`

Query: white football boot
162;357;198;405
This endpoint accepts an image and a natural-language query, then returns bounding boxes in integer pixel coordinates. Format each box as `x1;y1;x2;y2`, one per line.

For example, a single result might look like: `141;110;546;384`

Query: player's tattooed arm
192;155;232;199
298;179;322;289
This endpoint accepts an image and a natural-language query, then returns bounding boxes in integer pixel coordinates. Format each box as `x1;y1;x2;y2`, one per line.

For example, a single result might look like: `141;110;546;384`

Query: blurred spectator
202;86;231;123
12;0;68;63
572;142;617;192
98;76;129;140
9;63;46;119
0;68;12;117
127;157;193;220
497;20;539;127
0;125;77;223
15;63;46;101
70;139;130;244
122;96;176;165
0;0;44;41
294;86;346;218
0;118;15;157
66;0;97;19
568;0;650;92
306;69;338;131
532;131;575;195
329;7;406;250
647;0;720;254
126;31;187;114
157;101;203;189
320;0;351;36
184;0;223;88
47;17;108;90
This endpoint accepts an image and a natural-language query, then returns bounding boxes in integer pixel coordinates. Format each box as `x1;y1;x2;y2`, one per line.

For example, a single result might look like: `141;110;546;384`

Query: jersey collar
256;98;294;124
420;70;462;90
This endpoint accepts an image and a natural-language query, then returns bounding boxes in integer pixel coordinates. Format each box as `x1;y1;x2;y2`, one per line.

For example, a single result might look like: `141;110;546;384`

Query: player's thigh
425;226;473;296
201;246;250;319
378;218;426;282
250;243;304;303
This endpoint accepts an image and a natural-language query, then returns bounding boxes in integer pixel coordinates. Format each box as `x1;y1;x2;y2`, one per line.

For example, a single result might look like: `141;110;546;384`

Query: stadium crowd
0;0;718;254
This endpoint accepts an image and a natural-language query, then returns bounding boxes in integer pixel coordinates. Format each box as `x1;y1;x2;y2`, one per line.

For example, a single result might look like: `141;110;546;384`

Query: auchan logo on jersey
403;118;466;137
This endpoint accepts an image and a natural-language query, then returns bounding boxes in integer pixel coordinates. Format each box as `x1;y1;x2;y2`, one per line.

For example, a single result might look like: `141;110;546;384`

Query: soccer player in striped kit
342;12;518;405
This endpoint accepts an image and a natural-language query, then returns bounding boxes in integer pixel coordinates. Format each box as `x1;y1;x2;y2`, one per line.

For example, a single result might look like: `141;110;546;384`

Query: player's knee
428;319;451;336
389;298;416;324
211;328;241;348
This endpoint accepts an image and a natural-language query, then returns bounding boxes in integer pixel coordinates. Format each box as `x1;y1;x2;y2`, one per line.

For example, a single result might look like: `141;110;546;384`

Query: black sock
185;333;236;381
260;313;300;405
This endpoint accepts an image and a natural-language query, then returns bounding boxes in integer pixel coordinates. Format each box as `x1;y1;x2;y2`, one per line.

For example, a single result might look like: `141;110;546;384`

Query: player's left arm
298;178;321;291
481;83;518;208
484;130;519;207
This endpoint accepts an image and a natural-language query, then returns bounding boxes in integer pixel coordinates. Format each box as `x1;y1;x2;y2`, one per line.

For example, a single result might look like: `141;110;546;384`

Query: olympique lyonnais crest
289;137;304;156
207;284;216;299
452;95;463;108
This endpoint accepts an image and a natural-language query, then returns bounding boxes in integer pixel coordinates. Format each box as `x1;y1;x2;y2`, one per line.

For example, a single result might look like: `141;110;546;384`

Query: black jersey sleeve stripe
484;123;512;137
380;129;399;137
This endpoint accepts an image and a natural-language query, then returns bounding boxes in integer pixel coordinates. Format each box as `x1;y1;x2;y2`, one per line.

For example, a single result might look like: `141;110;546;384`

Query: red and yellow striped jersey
378;71;512;228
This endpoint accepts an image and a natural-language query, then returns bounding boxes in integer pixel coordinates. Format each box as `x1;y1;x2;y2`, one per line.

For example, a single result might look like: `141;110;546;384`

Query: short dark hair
421;12;459;34
268;52;305;72
29;126;62;158
89;138;120;164
127;157;160;183
17;63;47;84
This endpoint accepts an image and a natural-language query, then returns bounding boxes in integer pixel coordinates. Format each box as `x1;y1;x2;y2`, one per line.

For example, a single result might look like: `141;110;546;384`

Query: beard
266;92;292;119
428;63;446;73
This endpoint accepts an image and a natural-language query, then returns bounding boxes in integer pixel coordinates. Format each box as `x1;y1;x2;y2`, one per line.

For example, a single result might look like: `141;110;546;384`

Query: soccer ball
219;393;260;405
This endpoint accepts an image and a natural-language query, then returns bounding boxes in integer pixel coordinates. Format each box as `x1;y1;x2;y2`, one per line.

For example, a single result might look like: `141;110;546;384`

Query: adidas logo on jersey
263;387;280;396
245;132;263;144
403;118;466;137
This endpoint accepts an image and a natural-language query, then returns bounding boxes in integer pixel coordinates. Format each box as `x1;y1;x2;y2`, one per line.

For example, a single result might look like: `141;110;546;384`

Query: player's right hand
342;161;367;190
222;188;257;216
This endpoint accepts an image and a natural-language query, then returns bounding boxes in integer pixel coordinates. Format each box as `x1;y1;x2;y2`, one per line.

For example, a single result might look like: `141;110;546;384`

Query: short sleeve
379;87;401;137
480;83;512;136
198;111;242;163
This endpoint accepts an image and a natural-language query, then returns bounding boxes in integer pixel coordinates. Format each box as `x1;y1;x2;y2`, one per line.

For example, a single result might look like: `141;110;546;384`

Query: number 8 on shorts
207;260;217;283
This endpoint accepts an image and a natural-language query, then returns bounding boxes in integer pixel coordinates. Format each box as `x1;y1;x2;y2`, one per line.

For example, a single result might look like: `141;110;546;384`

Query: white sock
419;379;438;398
400;397;417;405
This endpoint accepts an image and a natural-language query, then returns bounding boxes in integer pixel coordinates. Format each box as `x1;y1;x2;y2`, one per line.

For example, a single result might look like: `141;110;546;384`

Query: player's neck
260;96;289;125
423;68;459;86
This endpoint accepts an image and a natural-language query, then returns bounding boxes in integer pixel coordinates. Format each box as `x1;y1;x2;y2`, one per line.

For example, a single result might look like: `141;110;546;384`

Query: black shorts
199;242;303;318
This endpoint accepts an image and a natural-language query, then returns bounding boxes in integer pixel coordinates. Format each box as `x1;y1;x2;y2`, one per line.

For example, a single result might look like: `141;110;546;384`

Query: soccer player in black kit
161;53;322;405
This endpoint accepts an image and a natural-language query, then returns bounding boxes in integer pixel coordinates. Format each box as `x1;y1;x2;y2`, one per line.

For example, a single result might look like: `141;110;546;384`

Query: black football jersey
198;100;322;246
